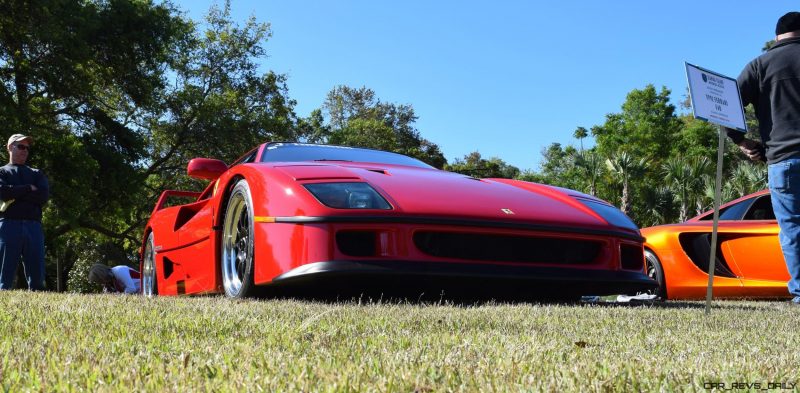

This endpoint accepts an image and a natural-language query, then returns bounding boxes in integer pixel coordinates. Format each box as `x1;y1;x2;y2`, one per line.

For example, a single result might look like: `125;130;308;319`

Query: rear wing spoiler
151;190;202;216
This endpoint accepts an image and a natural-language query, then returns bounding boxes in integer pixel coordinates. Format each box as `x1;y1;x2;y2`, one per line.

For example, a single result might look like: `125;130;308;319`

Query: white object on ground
616;293;658;302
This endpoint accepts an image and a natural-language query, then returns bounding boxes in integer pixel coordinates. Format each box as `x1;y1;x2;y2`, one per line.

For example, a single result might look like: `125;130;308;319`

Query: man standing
0;134;49;290
729;12;800;305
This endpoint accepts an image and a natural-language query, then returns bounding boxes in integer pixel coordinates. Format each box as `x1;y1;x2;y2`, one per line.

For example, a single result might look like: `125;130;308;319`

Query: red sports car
140;142;655;299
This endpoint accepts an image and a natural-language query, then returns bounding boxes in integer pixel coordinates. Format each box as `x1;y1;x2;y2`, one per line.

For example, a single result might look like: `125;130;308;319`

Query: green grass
1;292;799;392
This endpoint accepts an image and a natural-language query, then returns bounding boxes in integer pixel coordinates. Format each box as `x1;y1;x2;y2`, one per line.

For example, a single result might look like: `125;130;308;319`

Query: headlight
304;183;392;209
577;198;639;231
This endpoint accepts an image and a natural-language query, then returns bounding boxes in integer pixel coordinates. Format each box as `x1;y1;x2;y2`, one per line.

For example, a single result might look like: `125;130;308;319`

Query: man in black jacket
0;134;49;290
729;12;800;305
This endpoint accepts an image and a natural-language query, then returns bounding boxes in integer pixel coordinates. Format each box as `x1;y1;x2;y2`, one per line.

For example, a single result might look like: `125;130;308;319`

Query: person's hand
30;185;37;192
737;139;764;161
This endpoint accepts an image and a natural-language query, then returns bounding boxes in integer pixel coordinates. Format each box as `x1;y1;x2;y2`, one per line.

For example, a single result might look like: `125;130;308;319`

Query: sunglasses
14;144;30;151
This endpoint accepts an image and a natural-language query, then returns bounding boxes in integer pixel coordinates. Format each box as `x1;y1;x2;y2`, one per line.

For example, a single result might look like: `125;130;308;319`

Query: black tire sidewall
645;249;667;299
224;180;257;298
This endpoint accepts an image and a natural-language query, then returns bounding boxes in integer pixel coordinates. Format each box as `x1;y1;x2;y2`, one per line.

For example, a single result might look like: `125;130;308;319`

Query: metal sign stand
685;63;746;314
705;126;726;314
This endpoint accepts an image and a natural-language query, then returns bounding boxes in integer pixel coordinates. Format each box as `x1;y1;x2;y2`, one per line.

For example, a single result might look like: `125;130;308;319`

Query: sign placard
685;62;747;132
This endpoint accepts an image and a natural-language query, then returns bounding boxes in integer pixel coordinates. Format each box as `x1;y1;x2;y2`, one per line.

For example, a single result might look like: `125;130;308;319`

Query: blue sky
173;1;796;170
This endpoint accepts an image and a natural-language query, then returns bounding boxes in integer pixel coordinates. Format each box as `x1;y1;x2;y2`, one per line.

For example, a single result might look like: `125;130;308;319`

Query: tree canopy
313;85;447;168
445;151;520;179
533;84;766;228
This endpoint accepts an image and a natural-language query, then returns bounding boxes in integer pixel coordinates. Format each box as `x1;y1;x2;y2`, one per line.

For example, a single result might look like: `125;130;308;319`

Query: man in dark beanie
729;11;800;305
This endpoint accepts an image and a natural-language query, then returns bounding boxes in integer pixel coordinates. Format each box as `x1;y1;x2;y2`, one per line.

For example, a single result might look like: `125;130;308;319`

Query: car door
169;183;218;294
721;195;788;282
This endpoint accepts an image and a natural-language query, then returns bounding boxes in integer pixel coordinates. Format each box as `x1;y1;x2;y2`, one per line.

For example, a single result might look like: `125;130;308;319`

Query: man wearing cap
729;12;800;305
0;134;49;290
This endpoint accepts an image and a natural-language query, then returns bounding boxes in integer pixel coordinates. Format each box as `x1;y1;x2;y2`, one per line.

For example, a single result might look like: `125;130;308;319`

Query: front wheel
142;232;158;297
644;249;667;300
221;179;257;298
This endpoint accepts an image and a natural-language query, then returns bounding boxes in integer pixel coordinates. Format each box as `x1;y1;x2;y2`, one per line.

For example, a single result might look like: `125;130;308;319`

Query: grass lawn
1;291;799;392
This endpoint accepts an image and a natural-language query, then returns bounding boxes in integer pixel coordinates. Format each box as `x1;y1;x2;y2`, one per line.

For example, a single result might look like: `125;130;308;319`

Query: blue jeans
0;219;45;290
769;158;800;298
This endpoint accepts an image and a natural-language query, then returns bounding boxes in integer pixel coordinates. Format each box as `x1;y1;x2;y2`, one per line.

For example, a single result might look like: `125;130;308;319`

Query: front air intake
620;244;644;271
413;231;602;265
336;231;377;257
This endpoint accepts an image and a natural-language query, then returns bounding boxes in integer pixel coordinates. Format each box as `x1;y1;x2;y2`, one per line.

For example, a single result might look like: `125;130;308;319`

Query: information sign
685;63;747;132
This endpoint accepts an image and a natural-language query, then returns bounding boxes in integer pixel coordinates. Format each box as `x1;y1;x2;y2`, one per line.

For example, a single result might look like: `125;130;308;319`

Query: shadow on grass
576;299;791;312
260;289;580;307
253;284;791;310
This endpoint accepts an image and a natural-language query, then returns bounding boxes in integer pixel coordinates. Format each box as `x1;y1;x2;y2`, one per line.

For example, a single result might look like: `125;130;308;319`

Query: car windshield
698;196;755;221
260;143;434;169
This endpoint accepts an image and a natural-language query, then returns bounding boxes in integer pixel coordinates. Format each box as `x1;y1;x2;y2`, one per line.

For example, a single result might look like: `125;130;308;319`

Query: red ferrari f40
140;143;656;299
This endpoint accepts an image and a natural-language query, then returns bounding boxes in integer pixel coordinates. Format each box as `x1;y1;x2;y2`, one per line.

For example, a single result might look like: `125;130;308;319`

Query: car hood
274;163;631;233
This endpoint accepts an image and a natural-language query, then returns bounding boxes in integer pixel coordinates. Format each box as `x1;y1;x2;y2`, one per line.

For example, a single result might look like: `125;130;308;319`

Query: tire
142;232;158;297
644;249;667;300
221;179;257;298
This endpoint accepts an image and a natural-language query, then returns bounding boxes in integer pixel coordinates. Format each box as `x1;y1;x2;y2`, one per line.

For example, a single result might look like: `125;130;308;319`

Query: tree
590;85;682;224
573;149;603;196
329;118;398;152
0;1;306;290
318;85;447;168
592;85;680;162
532;143;587;191
605;151;645;216
640;186;677;227
531;81;771;226
145;2;299;181
687;157;713;215
0;0;192;288
297;109;329;144
673;116;719;160
728;162;767;197
0;0;187;131
573;126;588;152
663;157;710;222
701;177;735;215
445;151;520;179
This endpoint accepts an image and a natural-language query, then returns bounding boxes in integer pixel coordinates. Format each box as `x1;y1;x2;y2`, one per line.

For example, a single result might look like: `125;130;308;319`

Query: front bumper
269;260;657;299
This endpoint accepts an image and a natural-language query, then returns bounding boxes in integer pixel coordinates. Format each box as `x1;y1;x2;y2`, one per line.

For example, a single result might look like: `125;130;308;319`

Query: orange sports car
641;190;790;300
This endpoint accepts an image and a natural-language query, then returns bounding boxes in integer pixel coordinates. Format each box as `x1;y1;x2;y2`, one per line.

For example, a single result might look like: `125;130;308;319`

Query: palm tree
662;158;693;222
701;176;735;215
605;151;645;216
641;185;676;226
663;157;711;222
728;163;767;197
695;173;714;216
688;158;712;216
573;149;603;196
573;127;588;152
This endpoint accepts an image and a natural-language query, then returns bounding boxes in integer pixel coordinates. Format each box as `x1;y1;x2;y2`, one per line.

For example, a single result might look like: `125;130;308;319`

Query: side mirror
187;158;228;180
